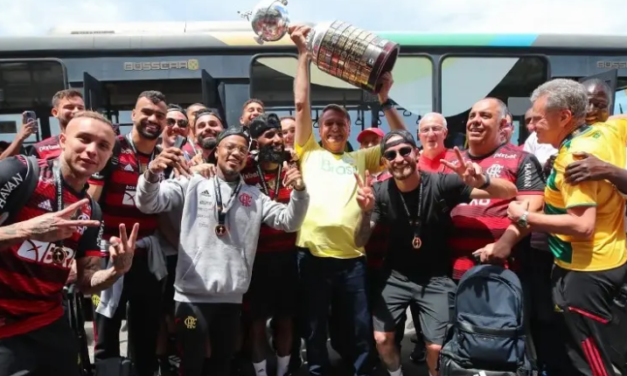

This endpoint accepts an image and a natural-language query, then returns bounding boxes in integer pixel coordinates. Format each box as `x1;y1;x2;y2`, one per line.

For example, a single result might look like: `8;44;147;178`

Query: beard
390;161;416;180
257;143;286;164
137;120;161;140
197;134;217;150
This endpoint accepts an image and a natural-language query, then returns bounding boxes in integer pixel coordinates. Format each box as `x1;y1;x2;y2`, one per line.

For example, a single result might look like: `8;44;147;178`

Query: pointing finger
119;224;129;249
354;173;364;188
129;223;140;249
59;219;101;228
453;147;465;165
59;198;90;217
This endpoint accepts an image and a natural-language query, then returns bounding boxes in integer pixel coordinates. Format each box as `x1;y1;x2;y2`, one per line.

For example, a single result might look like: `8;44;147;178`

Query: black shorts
372;272;456;345
162;255;178;315
243;251;298;320
0;317;79;376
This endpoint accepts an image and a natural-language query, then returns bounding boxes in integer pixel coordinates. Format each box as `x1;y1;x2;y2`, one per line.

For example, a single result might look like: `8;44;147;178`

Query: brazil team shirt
295;133;382;259
545;119;627;271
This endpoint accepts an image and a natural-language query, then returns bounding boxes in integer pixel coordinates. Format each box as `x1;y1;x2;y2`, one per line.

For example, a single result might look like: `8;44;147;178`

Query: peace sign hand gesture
23;198;102;243
109;223;140;274
440;147;488;189
355;170;375;212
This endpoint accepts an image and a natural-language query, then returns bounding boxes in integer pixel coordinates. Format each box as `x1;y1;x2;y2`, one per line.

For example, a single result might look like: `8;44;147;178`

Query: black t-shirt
372;172;473;282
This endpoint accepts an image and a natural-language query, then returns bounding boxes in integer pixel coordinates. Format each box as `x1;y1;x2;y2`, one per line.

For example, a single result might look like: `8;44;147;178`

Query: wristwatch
517;211;530;228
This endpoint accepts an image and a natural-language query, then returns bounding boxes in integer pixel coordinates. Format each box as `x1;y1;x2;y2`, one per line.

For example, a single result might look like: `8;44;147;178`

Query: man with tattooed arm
0;111;139;376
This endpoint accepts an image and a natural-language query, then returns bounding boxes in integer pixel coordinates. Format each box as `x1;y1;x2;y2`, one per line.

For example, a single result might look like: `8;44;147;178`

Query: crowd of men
1;24;627;376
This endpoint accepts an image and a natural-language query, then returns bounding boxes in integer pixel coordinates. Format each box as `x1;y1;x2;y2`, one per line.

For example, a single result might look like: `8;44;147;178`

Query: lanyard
255;163;283;200
51;160;71;265
213;177;243;236
397;180;423;250
125;133;156;174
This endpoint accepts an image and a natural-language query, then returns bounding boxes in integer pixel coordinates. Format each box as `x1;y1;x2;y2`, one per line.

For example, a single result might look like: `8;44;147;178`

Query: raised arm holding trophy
248;0;400;93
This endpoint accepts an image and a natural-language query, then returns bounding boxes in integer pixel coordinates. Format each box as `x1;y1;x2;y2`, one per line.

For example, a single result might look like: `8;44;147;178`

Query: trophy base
370;43;399;94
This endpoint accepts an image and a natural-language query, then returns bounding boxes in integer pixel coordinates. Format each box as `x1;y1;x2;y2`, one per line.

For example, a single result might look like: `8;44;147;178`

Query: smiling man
509;79;627;376
88;91;176;376
183;109;225;164
288;24;407;376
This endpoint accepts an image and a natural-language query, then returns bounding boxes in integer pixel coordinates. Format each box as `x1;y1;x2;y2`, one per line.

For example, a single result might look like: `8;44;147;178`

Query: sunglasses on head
167;118;188;128
383;146;413;161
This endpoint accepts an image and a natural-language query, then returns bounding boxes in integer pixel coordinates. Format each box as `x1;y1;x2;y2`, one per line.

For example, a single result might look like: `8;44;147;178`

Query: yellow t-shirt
544;124;627;271
591;118;627;167
295;133;382;258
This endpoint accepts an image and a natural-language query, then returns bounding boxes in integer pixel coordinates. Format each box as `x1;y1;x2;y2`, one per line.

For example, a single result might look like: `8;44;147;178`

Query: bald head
582;78;612;124
418;112;448;157
419;112;447;129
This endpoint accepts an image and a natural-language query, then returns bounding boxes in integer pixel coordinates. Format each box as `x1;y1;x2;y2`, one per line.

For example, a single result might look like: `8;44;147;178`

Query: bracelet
478;173;491;189
380;99;393;111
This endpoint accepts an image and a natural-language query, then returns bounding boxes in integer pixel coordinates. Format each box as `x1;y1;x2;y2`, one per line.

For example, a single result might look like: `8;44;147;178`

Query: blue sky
0;0;625;36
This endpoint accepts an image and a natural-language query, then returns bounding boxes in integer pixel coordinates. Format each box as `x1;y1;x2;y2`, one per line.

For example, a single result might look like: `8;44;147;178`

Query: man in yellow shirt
508;78;627;376
288;25;407;376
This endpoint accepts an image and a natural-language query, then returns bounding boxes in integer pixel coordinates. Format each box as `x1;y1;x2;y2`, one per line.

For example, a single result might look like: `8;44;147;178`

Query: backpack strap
97;139;121;206
5;156;41;224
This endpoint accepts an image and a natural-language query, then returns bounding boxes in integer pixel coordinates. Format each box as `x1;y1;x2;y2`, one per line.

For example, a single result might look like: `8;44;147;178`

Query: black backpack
1;155;101;227
439;264;537;376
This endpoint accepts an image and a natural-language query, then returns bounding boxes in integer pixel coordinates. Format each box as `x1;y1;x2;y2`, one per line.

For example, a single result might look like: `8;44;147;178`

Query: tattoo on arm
354;210;375;248
77;257;120;294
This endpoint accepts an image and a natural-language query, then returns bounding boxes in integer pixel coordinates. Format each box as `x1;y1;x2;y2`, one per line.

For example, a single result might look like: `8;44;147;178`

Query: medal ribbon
125;133;156;174
255;163;283;200
214;177;243;231
397;179;423;249
52;161;65;248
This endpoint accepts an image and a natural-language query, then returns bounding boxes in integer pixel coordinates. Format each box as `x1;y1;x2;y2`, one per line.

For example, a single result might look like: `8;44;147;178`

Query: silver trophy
246;0;400;94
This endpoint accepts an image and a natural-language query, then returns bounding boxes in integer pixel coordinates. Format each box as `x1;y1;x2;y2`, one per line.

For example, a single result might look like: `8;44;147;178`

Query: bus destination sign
123;59;200;71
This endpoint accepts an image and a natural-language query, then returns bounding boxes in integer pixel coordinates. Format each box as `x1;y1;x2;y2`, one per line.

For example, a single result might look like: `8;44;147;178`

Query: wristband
478;173;491;189
380;99;393;111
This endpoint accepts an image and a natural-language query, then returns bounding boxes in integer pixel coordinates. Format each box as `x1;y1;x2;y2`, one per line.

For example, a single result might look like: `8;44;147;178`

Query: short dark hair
52;89;83;107
321;104;351;121
167;104;187;118
137;90;166;105
242;98;265;112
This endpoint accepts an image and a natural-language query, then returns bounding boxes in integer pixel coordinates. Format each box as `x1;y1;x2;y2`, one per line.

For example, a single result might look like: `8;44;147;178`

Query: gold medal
412;236;422;250
215;225;227;237
52;246;67;265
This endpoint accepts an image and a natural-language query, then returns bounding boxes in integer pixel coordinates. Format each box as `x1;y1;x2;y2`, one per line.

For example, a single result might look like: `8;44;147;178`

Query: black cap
380;129;417;151
216;126;251;146
249;113;281;139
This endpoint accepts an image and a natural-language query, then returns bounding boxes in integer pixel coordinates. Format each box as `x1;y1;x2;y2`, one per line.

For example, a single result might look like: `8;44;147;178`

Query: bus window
250;55;433;146
0;60;67;143
441;56;548;147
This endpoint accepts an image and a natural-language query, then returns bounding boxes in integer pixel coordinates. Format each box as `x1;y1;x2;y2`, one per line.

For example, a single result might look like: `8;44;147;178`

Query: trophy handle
254;36;265;45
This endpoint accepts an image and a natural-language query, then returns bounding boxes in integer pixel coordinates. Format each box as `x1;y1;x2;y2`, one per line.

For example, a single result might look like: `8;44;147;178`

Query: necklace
397;179;423;250
255;163;283;200
213;176;243;237
125;133;156;174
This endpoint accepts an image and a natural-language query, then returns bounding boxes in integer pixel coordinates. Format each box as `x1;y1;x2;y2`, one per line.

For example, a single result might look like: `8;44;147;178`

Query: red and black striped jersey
88;135;161;242
241;160;296;253
28;136;61;160
443;143;545;280
0;156;103;338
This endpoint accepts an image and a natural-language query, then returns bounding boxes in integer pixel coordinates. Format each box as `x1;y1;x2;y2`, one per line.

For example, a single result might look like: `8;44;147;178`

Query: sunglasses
383;146;413;161
167;118;188;128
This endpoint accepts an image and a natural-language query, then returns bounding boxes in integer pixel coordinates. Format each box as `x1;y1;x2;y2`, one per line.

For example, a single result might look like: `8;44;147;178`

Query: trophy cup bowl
249;1;400;94
251;0;290;43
